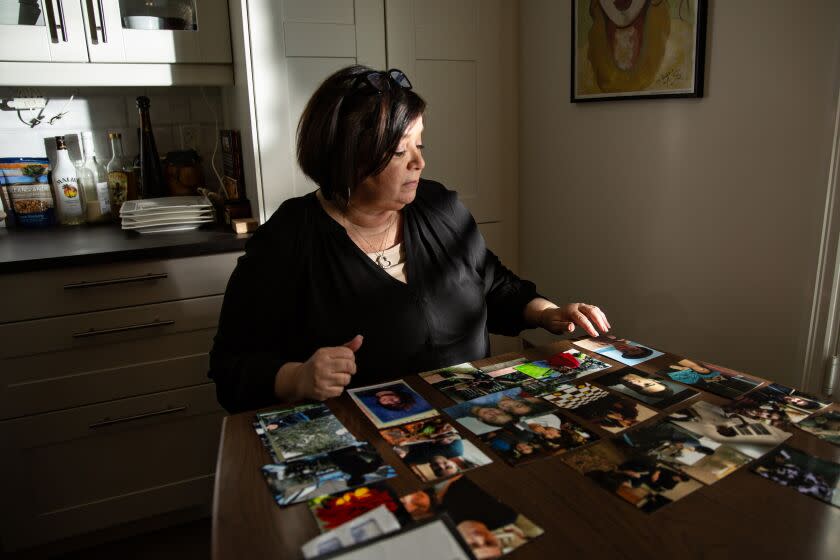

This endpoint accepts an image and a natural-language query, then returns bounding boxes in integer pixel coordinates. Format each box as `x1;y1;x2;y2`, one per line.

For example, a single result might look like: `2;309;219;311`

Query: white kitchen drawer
0;383;223;551
0;252;239;323
0;296;222;418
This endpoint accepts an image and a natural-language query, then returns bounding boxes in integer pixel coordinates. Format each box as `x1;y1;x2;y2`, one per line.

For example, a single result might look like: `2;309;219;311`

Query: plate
121;217;214;231
132;223;210;234
122;210;214;224
120;196;212;215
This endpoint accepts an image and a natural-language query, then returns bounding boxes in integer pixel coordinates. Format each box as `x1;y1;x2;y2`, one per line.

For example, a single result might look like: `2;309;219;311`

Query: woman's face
474;406;514;425
622;373;666;394
353;116;425;211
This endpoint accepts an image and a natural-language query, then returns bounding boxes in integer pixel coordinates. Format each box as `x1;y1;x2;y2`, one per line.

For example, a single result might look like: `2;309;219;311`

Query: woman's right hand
292;335;364;401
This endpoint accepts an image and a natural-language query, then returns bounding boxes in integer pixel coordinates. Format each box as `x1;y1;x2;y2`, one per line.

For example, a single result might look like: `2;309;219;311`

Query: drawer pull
73;319;175;338
89;405;188;429
84;0;108;44
64;272;168;290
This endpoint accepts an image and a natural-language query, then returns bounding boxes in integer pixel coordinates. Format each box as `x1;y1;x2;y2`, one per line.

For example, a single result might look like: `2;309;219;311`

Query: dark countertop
0;223;251;274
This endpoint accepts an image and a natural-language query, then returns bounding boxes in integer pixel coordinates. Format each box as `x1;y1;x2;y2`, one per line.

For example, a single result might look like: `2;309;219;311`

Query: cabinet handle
44;0;60;43
63;272;168;290
54;0;69;43
73;319;175;338
89;405;188;429
96;0;108;43
84;0;108;44
85;0;98;44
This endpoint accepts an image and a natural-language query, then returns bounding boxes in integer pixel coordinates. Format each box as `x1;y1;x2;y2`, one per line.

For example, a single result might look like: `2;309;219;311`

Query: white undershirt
366;242;407;283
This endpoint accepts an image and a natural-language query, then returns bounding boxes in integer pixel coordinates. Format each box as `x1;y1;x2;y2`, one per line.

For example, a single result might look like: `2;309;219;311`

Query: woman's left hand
538;303;610;337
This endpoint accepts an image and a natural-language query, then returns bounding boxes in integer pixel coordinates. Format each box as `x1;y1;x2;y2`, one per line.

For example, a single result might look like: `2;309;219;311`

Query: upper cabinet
0;0;232;84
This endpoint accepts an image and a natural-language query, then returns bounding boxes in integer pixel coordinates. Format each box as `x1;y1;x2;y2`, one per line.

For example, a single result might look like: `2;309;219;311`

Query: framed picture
571;0;708;102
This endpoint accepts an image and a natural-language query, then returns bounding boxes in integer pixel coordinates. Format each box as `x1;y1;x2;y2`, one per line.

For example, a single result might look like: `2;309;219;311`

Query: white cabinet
0;0;231;64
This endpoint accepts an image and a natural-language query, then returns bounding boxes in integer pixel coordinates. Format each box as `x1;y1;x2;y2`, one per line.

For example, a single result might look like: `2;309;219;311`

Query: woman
209;65;610;413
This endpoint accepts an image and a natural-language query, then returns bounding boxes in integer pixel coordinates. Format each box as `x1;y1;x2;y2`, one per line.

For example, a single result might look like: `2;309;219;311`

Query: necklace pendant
376;254;392;269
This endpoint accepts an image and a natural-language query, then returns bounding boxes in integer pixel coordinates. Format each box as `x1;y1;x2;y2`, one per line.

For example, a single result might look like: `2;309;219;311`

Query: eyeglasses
356;69;413;92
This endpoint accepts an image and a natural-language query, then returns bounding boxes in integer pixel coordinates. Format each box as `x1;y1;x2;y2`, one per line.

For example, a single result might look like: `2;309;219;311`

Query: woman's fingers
582;304;610;332
571;310;599;337
329;357;357;375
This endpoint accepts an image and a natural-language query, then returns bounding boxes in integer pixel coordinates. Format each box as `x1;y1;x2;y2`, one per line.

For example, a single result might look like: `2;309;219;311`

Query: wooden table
212;341;840;560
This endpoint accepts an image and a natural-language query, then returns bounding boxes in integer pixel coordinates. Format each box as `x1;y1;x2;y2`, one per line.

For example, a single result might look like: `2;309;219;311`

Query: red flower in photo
313;486;400;530
549;352;580;369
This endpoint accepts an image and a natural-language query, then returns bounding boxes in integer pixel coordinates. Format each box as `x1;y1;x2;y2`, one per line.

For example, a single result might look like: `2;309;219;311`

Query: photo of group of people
543;383;657;433
574;335;663;367
752;446;840;508
724;383;831;428
443;387;557;435
480;412;598;466
399;474;544;559
596;368;698;410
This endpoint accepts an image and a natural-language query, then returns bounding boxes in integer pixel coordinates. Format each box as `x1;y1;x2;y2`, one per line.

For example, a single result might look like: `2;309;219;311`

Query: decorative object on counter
136;96;166;199
231;218;258;234
0;157;53;228
220;129;245;200
119;195;214;234
223;198;252;224
51;136;85;226
78;132;112;223
164;149;204;196
106;132;136;214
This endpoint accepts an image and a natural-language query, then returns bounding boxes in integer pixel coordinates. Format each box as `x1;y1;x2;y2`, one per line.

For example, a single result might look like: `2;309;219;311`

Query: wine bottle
136;96;165;199
80;131;111;222
106;132;137;214
51;136;85;226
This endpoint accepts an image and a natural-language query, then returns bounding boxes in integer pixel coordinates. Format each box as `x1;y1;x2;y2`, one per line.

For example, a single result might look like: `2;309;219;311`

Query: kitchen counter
0;223;250;274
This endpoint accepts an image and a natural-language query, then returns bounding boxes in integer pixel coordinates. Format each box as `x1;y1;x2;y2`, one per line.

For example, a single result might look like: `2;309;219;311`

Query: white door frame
802;79;840;400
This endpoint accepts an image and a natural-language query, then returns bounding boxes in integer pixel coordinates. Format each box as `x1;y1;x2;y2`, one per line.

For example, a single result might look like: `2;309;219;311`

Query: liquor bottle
136;96;165;198
106;132;136;214
51;136;85;226
79;131;111;222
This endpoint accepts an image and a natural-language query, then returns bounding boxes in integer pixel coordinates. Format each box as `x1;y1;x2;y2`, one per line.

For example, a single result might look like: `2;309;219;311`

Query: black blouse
208;179;539;413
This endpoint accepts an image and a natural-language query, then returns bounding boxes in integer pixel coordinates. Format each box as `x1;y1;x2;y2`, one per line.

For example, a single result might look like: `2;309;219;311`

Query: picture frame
571;0;708;102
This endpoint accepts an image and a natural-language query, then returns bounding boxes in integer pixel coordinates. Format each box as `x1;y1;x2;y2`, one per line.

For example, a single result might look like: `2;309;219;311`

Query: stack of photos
617;420;752;485
798;410;840;445
574;335;663;366
308;483;411;532
669;401;791;459
418;362;505;403
348;380;438;429
512;350;612;383
561;440;703;513
254;404;360;462
399;474;544;559
648;357;762;399
543;382;657;433
261;443;397;506
480;411;599;466
595;368;699;410
724;383;831;429
751;445;840;508
442;387;559;435
379;417;492;482
302;504;402;559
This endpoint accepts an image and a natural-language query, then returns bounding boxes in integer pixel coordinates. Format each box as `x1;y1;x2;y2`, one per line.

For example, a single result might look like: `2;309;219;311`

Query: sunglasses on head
356;69;413;92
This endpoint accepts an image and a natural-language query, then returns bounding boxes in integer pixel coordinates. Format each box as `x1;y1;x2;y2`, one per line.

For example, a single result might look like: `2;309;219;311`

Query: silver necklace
345;212;397;269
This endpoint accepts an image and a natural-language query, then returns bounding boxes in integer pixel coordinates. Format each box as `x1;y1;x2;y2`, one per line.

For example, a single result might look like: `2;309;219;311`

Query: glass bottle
107;132;135;214
136;96;165;199
79;131;111;222
51;136;86;225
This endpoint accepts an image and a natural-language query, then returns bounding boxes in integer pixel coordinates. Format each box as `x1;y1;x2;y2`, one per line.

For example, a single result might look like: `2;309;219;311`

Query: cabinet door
87;0;231;63
385;0;515;224
248;0;386;217
0;0;88;62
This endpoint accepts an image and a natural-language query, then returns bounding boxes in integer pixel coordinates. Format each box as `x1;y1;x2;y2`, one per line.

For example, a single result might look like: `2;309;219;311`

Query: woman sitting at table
209;65;611;413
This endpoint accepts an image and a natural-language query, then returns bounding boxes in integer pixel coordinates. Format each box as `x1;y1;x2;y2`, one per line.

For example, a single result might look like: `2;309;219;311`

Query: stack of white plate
120;196;215;234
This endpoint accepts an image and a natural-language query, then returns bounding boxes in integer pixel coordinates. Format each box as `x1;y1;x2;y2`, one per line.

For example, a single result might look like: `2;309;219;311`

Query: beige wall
519;0;840;387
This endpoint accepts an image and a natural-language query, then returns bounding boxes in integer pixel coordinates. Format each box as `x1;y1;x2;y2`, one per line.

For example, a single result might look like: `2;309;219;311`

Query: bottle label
96;181;111;214
55;177;83;217
108;171;128;208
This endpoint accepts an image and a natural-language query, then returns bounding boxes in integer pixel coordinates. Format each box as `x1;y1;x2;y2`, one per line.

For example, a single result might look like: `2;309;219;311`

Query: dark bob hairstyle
296;65;426;207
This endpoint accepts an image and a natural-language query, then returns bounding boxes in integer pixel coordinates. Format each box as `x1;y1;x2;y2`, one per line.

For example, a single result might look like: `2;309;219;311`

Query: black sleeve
441;185;539;337
208;215;302;414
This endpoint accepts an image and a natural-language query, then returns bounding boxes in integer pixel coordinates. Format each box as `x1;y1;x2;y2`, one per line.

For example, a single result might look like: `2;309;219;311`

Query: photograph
541;382;611;410
261;443;397;506
798;410;840;446
480;412;599;466
428;374;528;404
419;362;487;389
402;437;494;483
379;417;458;447
724;384;831;429
618;420;752;485
595;368;699;410
399;474;544;559
480;358;531;379
574;335;663;366
670;401;791;459
255;404;359;462
651;358;762;399
562;440;703;513
512;350;611;382
443;387;559;435
752;445;840;508
308;483;411;533
302;505;401;559
543;382;656;433
571;0;707;102
348;380;438;429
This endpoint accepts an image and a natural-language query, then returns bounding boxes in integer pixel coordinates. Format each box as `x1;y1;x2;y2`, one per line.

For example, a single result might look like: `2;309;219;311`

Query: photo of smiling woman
597;369;698;410
209;65;612;413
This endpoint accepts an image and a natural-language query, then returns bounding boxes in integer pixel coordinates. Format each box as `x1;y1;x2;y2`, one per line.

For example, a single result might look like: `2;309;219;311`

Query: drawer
0;383;224;551
0;251;240;323
0;296;222;418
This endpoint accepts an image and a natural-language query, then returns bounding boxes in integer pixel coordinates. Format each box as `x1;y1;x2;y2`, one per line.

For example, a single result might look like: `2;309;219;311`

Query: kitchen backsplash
0;86;224;188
